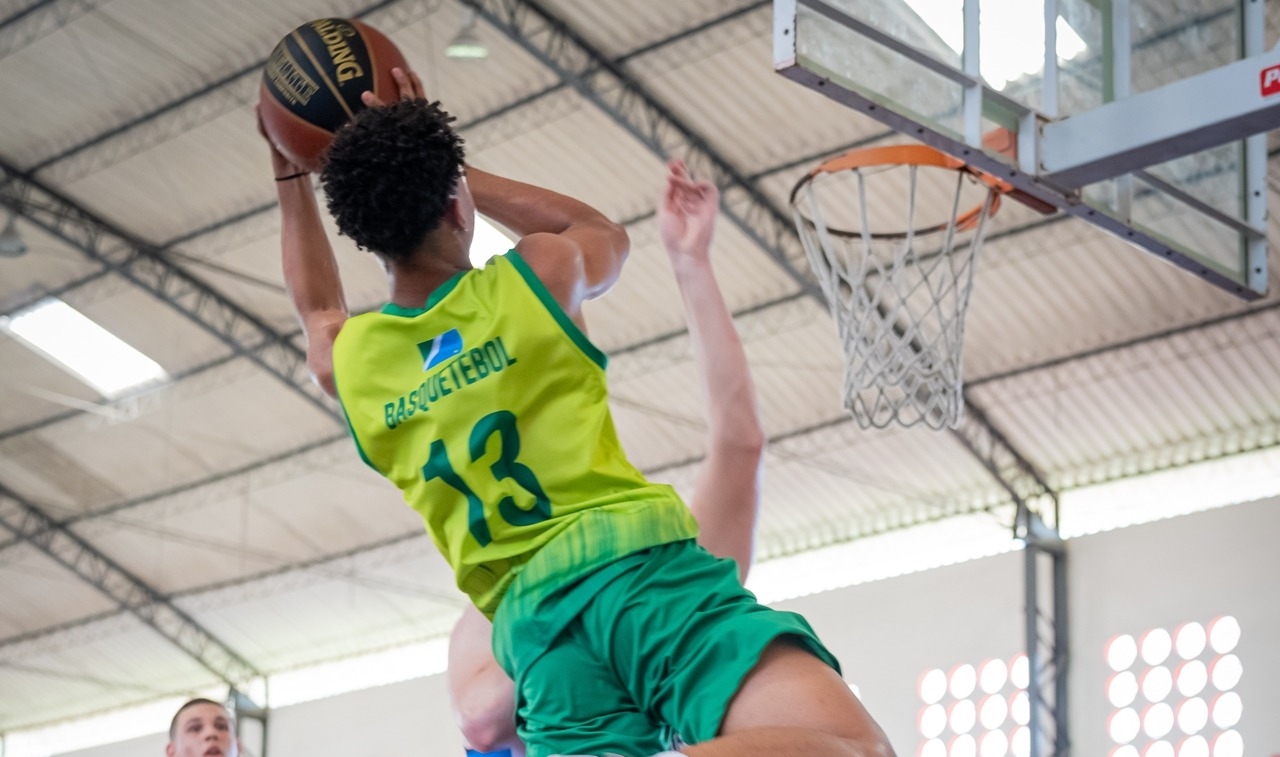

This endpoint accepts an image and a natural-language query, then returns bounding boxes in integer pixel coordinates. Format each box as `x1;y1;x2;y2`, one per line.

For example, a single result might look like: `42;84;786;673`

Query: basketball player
268;66;894;757
166;698;237;757
449;160;765;757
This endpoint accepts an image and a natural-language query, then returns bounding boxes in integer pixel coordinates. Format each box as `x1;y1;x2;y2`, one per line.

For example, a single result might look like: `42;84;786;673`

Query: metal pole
1044;0;1060;117
1053;545;1070;757
1024;534;1043;757
1242;0;1268;294
964;0;983;144
1022;507;1070;757
1112;0;1133;220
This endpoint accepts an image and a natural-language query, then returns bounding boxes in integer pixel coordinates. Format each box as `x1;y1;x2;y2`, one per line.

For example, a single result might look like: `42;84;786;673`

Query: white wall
60;733;166;757
54;498;1280;757
267;674;464;756
1068;500;1280;757
57;675;465;757
779;498;1280;757
775;542;1025;751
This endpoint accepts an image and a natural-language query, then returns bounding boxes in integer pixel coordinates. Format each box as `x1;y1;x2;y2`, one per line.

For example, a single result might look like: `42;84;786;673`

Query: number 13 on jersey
420;410;552;545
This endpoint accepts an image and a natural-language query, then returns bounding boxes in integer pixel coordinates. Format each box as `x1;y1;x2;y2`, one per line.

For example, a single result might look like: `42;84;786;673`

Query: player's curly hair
321;99;466;260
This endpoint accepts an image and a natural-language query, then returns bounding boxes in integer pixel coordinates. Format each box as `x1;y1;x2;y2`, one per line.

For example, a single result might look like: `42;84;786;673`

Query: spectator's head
165;698;237;757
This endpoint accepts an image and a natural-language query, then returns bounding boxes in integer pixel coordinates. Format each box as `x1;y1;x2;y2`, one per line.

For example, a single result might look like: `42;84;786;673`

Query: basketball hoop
790;144;1009;430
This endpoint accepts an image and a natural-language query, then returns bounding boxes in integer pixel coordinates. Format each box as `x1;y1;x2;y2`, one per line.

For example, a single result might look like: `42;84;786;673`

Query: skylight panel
470;215;515;267
0;298;168;399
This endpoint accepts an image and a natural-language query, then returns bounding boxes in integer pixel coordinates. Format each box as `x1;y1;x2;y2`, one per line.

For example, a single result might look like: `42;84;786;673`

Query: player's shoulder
515;232;579;272
514;234;580;308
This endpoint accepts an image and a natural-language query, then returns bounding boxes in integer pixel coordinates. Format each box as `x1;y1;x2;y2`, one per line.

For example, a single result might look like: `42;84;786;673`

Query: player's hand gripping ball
258;18;408;172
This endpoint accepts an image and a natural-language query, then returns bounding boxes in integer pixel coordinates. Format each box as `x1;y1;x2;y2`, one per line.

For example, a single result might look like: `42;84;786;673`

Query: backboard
774;0;1275;300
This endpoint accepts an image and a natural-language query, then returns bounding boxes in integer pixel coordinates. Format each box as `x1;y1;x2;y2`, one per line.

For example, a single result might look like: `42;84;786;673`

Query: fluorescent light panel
0;298;167;398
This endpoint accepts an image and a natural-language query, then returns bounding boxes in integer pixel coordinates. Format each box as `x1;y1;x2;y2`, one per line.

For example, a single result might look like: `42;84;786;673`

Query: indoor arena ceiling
1;0;1278;732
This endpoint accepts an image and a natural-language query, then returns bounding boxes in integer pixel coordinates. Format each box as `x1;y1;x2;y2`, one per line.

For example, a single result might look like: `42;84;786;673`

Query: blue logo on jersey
418;329;463;370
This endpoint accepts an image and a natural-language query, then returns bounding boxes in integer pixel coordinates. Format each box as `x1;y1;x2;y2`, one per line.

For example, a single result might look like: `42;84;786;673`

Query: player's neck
385;239;472;309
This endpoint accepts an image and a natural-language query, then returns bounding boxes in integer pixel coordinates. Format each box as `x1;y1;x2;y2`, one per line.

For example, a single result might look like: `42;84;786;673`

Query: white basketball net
792;162;998;430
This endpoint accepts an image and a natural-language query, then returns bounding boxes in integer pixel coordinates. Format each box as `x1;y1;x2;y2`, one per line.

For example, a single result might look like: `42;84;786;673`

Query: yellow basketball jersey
332;251;697;616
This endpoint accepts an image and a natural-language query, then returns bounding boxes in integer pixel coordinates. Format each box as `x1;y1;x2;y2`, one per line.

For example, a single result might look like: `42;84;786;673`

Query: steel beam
0;160;338;422
0;0;105;60
0;481;261;686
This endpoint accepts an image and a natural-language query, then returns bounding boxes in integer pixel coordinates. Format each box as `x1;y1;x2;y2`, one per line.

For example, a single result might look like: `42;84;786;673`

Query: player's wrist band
275;172;308;182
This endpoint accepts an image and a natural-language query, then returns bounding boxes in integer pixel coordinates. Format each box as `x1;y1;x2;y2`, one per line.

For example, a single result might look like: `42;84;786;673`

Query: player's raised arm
466;166;629;330
658;160;764;580
263;112;348;398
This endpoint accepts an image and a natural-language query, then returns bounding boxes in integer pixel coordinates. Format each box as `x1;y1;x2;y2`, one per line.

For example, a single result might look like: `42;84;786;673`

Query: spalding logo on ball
259;18;408;172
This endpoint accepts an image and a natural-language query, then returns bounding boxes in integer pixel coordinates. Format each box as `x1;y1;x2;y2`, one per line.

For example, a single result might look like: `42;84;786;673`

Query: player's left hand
256;104;308;179
361;66;426;108
658;159;719;263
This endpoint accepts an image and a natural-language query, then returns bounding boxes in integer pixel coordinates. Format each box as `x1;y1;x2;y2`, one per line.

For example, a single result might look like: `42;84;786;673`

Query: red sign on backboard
1262;64;1280;96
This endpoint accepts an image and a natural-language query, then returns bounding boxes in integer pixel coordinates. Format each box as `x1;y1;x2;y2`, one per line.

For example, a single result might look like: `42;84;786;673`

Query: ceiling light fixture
446;8;488;60
0;297;168;398
0;212;27;258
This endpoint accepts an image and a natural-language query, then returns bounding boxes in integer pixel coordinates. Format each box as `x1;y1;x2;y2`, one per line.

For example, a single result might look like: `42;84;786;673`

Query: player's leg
682;637;893;757
512;617;668;757
580;540;895;757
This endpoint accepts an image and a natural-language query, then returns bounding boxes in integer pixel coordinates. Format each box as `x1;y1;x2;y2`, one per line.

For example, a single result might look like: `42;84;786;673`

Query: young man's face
165;702;237;757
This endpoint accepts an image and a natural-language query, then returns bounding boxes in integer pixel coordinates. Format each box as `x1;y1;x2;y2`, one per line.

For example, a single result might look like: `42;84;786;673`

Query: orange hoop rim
789;144;1011;240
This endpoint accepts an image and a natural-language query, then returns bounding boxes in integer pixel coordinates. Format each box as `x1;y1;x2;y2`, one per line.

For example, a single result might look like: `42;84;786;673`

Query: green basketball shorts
493;539;841;757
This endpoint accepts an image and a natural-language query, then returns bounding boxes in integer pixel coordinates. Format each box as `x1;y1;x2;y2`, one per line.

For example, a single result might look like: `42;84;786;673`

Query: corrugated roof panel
588;217;802;353
758;420;1002;558
541;0;762;59
974;308;1280;487
53;107;280;244
65;456;409;596
2;0;370;165
0;547;118;636
169;196;393;332
26;366;338;506
472;103;666;223
0;615;219;731
0;219;104;311
631;7;881;176
398;5;564;119
963;218;1261;378
737;301;848;435
0;338;109;432
186;578;457;672
182;531;455;614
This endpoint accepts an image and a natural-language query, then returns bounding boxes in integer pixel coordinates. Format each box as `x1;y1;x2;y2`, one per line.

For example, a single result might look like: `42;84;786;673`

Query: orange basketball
259;18;408;172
